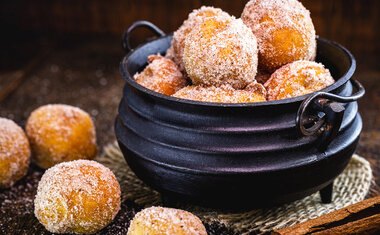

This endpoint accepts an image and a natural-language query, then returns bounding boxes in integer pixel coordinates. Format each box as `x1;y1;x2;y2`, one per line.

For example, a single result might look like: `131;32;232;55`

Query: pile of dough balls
0;118;30;188
26;104;97;169
127;206;207;235
134;1;335;103
34;160;121;234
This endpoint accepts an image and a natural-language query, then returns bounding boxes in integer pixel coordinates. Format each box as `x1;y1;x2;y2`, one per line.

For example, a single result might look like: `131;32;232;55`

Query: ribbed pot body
116;36;361;208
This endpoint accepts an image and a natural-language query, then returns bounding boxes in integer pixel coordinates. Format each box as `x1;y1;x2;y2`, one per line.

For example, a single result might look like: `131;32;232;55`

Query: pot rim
120;36;356;107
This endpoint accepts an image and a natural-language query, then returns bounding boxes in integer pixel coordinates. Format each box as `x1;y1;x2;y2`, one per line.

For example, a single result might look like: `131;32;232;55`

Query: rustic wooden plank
1;0;379;54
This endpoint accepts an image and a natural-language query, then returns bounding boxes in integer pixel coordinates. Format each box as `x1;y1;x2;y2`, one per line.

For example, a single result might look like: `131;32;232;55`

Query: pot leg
320;182;334;203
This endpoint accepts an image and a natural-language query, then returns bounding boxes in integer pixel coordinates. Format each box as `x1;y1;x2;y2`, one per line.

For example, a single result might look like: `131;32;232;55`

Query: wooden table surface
0;32;379;234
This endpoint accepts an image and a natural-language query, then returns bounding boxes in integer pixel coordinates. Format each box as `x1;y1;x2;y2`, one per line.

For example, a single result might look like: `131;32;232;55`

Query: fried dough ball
0;118;30;188
242;0;316;72
183;16;258;89
173;84;266;103
127;206;207;235
264;60;335;101
34;160;121;234
255;70;271;84
26;104;97;169
166;6;231;71
135;55;187;96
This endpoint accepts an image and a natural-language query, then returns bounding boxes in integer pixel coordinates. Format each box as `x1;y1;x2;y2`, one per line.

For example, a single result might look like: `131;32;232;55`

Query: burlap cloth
97;142;373;235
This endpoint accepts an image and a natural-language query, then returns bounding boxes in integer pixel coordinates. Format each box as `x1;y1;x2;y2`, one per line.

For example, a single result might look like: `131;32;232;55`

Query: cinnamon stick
273;196;380;235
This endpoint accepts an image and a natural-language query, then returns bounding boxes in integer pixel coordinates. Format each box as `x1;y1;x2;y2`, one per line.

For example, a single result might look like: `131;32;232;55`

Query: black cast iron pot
115;21;365;208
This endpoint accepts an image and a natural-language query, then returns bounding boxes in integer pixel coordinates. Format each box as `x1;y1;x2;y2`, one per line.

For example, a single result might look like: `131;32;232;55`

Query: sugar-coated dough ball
264;60;335;100
0;118;30;188
34;160;121;234
166;6;231;72
127;206;207;235
135;55;187;96
26;104;97;169
173;84;266;103
242;0;316;72
183;16;258;89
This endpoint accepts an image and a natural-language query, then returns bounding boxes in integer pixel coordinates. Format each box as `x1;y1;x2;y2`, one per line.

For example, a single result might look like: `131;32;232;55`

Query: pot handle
122;21;166;53
296;78;365;150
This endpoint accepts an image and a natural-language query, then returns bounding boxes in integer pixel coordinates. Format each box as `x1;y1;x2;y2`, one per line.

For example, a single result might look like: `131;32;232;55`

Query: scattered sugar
99;77;108;86
50;64;59;73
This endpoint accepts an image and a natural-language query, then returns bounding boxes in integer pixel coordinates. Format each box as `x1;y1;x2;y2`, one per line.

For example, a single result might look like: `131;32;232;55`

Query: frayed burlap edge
97;141;373;235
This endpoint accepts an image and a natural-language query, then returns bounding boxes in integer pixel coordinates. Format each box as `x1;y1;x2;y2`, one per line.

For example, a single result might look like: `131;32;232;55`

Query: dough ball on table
166;6;231;71
26;104;97;169
183;16;258;89
34;160;121;234
173;84;266;103
0;118;30;188
264;60;335;101
127;206;207;235
242;0;316;72
135;55;187;96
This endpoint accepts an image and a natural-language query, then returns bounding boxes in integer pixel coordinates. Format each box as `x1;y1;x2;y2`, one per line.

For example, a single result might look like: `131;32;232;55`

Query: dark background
0;0;379;234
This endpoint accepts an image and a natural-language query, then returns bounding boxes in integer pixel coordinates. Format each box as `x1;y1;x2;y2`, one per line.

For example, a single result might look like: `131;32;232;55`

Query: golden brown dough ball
34;160;121;234
166;6;231;71
135;55;187;96
264;60;335;101
127;206;207;235
26;104;97;169
173;84;266;103
242;0;316;72
0;118;30;188
183;16;258;89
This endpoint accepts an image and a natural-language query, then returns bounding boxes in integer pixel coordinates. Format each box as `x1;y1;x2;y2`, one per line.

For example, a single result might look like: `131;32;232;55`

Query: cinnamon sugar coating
183;16;258;89
26;104;97;169
264;60;335;100
127;206;207;235
242;0;316;72
166;6;231;72
135;55;187;96
0;118;30;188
34;160;121;234
173;84;266;103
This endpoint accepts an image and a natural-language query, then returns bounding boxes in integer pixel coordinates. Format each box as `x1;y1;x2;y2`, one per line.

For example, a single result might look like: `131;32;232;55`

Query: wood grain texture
0;0;379;55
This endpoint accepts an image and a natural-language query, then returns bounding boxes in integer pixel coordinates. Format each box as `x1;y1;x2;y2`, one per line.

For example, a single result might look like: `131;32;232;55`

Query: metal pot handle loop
122;21;166;53
296;78;365;150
